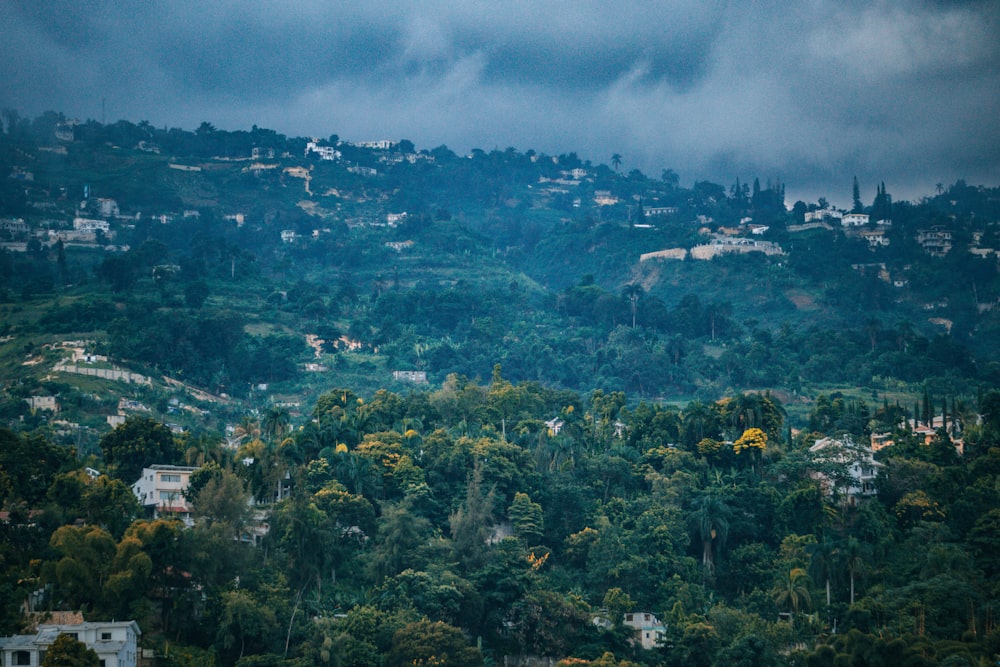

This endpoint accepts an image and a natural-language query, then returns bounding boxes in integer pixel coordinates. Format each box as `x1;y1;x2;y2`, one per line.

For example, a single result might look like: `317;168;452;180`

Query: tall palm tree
842;536;866;605
808;535;839;608
688;491;731;578
611;153;622;172
622;284;643;329
773;567;812;627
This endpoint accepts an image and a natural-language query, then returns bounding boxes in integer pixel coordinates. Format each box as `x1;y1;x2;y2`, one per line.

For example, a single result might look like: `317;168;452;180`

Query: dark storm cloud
2;1;998;203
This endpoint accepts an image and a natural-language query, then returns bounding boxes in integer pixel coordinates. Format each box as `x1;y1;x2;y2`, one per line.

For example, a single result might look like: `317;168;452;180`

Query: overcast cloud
2;0;999;205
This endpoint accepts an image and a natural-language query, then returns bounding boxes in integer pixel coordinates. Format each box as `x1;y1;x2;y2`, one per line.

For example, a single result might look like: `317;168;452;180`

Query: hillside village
1;112;1000;666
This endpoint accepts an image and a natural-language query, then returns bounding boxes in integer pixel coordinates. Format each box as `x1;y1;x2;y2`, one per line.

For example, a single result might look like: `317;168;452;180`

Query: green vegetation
1;111;999;664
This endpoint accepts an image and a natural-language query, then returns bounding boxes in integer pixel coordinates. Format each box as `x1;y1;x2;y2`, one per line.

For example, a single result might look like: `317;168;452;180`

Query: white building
24;396;58;412
623;612;666;650
644;206;678;217
73;218;110;233
393;370;427;383
808;436;880;505
305;142;341;161
804;208;843;223
131;465;199;526
0;620;140;667
842;213;870;226
354;139;395;150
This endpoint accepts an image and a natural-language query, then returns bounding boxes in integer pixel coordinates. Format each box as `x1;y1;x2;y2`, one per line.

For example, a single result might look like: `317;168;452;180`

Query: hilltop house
0;620;140;667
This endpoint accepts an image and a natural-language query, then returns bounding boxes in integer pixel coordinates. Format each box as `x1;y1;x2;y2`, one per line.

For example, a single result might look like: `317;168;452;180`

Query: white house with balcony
0;620;140;667
131;465;198;526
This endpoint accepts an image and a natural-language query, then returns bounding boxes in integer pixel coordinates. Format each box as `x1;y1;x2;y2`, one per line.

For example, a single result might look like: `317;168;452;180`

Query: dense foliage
1;110;1000;665
1;380;1000;665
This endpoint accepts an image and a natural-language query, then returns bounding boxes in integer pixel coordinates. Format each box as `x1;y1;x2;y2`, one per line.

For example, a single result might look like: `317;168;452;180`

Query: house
24;396;58;412
593;191;619;206
393;370;428;384
804;208;842;223
73;218;110;233
857;229;890;247
916;227;952;256
623;612;666;650
0;219;29;236
0;620;140;667
354;139;395;150
808;436;880;505
386;212;408;226
644;206;677;217
131;465;199;526
841;213;869;226
304;142;341;161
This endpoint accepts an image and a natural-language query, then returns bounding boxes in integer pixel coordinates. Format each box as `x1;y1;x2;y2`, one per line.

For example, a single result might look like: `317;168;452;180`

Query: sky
3;1;999;207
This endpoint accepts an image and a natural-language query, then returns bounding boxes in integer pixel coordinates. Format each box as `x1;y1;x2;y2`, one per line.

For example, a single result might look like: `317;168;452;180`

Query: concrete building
0;620;140;667
131;465;199;526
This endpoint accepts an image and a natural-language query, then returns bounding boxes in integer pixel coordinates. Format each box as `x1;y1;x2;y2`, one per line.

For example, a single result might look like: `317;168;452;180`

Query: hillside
1;112;1000;443
1;112;1000;667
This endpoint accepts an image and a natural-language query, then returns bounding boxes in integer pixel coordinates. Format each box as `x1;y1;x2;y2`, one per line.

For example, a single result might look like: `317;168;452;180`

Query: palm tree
773;567;812;627
262;406;291;443
688;492;731;578
842;537;865;605
808;535;839;608
611;153;622;172
682;401;719;449
232;415;261;448
622;284;643;329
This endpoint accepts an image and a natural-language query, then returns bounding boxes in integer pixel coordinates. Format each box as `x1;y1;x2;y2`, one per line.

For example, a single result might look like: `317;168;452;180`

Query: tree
842;536;865;605
42;633;99;667
216;589;279;662
508;492;544;545
387;619;483;667
190;469;250;535
773;567;812;626
611;153;622;172
622;284;642;329
852;176;863;213
99;416;179;483
184;280;210;309
688;492;731;578
262;406;291;443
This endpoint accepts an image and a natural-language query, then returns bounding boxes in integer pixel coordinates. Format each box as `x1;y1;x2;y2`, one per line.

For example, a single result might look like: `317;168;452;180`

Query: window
161;474;181;483
159;491;180;502
14;650;31;666
101;632;112;640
